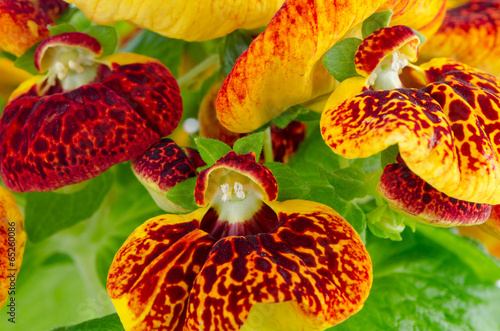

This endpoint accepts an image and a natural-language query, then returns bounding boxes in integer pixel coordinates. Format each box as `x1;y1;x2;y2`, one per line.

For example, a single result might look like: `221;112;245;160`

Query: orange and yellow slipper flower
107;151;372;330
63;0;285;41
420;0;500;77
216;0;446;133
320;25;500;226
0;0;68;56
0;186;26;309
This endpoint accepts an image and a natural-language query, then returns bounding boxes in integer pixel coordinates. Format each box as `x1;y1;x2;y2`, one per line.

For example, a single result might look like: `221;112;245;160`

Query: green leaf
264;162;310;200
220;30;252;76
194;137;232;166
121;30;185;77
0;51;16;61
322;38;362;82
233;132;264;159
165;177;198;211
361;10;393;39
14;42;40;75
411;28;427;45
272;105;319;129
83;26;118;58
48;23;77;36
50;314;124;331
341;202;367;243
332;227;500;331
380;144;399;168
318;165;367;201
24;171;114;242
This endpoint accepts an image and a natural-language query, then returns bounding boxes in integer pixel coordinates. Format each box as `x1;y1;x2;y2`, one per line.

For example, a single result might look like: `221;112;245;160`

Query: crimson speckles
195;151;278;206
379;163;491;226
355;25;419;77
0;62;182;192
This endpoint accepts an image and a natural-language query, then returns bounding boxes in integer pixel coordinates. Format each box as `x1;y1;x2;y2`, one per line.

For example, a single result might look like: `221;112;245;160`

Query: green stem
177;54;219;90
263;127;274;163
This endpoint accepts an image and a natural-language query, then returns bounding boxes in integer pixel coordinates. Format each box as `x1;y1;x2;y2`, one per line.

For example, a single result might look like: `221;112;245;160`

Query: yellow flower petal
216;0;446;133
0;187;26;309
65;0;285;41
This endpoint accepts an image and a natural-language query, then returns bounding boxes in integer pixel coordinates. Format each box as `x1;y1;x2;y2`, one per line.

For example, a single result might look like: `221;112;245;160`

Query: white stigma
68;59;85;74
220;182;246;202
54;61;68;80
390;52;409;72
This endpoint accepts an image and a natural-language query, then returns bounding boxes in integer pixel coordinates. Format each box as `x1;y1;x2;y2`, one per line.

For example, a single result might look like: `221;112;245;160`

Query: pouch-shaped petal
64;0;285;41
0;187;26;308
186;199;372;330
321;59;500;205
216;0;446;133
420;0;500;77
379;162;491;226
0;61;182;192
107;208;216;331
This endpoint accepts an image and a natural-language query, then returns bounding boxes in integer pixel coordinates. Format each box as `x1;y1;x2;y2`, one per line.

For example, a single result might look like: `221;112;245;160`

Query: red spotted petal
379;163;491;226
186;200;372;330
107;208;216;331
195;151;278;207
132;138;198;212
355;25;419;77
0;0;52;56
0;62;182;192
37;0;68;21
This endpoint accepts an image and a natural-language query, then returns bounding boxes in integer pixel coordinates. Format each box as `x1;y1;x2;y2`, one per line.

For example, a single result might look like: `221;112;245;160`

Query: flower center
368;51;410;90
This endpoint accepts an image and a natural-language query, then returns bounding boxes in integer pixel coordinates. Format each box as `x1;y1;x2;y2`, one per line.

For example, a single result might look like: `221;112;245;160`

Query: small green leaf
264;162;310;200
165;177;198;211
380;144;399;168
220;30;252;76
323;38;362;82
361;10;393;39
14;42;40;75
48;23;77;36
302;185;348;215
233;132;264;159
411;28;427;45
121;30;185;77
318;165;367;201
50;314;124;331
272;105;319;128
341;202;367;243
0;51;16;61
194;137;232;166
83;25;118;58
25;171;114;242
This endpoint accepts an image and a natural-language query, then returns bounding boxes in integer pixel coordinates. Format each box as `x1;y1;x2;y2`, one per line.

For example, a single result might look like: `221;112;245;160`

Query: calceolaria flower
0;0;68;56
0;32;183;192
216;0;447;133
320;25;500;226
108;151;372;330
420;0;500;77
0;186;26;309
63;0;285;41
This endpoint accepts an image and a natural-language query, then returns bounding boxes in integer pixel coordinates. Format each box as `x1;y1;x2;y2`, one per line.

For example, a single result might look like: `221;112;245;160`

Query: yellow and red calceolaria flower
63;0;285;41
0;186;26;309
0;32;183;192
108;151;372;331
420;0;500;77
320;25;500;226
0;0;68;56
216;0;447;133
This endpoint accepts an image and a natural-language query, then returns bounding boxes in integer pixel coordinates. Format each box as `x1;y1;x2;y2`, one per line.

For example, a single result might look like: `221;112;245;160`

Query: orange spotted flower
216;0;447;133
63;0;285;41
0;32;183;192
320;25;500;226
0;0;68;56
0;186;26;309
108;151;372;330
420;0;500;77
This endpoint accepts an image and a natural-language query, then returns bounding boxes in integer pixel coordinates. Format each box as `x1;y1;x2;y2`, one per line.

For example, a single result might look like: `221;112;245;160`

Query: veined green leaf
318;165;367;201
361;10;393;39
14;42;40;75
220;30;252;77
323;38;362;82
194;137;232;166
84;25;118;58
233;132;264;159
264;162;310;201
48;23;77;36
50;314;124;331
165;177;198;211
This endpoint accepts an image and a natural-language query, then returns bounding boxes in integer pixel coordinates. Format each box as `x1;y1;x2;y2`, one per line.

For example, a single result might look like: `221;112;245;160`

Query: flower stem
263;127;274;163
177;54;219;90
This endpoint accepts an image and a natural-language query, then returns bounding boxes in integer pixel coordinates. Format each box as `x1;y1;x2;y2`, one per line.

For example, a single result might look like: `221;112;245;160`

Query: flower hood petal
420;0;500;77
216;0;446;133
321;59;500;205
64;0;285;41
